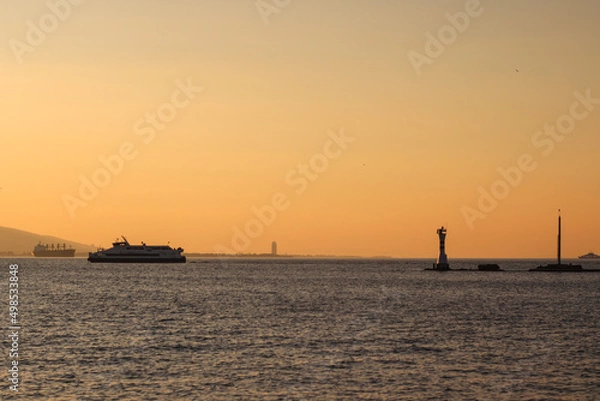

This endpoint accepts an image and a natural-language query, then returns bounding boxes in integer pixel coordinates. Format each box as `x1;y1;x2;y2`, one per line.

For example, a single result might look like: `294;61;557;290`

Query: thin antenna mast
557;209;561;265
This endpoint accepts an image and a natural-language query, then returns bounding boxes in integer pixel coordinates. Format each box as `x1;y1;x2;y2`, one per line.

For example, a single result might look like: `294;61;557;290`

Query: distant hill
0;226;95;256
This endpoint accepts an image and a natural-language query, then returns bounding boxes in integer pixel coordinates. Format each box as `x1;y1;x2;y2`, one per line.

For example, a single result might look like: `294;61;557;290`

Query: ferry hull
88;256;186;263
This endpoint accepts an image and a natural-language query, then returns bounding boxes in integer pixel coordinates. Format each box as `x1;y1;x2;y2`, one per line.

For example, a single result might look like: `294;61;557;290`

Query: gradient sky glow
1;0;599;257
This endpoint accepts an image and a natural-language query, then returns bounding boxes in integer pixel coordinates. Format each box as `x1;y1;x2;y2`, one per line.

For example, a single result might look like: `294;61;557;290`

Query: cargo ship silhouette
32;242;76;257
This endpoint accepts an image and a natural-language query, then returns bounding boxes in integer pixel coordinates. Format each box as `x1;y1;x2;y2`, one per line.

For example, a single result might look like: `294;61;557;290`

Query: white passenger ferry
88;236;186;263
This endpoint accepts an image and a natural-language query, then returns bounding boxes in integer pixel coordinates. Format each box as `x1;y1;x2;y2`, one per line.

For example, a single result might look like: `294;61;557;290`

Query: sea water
4;258;599;400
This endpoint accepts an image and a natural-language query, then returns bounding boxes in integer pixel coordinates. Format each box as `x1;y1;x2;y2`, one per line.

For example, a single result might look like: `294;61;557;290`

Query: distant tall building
271;241;277;256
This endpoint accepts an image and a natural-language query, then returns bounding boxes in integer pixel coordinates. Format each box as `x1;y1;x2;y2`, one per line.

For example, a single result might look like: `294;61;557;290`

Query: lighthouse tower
435;226;450;270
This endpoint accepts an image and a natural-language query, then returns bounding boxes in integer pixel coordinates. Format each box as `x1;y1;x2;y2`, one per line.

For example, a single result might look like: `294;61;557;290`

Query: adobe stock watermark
8;264;21;392
62;77;203;219
214;128;355;256
462;89;599;230
407;0;484;76
256;0;292;25
9;0;85;64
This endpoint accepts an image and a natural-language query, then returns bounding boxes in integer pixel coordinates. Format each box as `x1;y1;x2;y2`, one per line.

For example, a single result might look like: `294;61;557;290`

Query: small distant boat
32;242;75;257
88;236;186;263
578;252;600;259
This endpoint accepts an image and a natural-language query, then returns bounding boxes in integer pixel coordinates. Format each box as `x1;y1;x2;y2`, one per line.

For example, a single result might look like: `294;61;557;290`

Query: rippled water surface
3;258;600;400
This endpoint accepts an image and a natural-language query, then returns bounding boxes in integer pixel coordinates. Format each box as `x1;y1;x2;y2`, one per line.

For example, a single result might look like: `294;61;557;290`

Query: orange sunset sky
1;0;599;257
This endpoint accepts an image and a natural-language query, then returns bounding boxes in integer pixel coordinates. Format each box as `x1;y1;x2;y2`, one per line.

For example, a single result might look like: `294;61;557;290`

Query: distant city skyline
1;1;599;257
